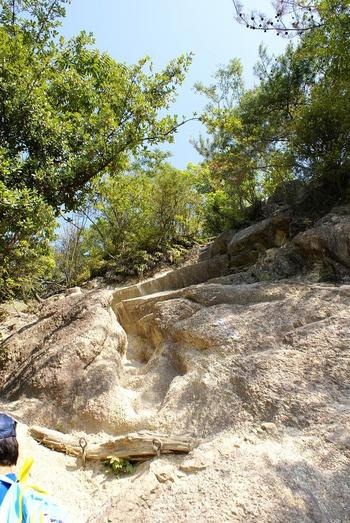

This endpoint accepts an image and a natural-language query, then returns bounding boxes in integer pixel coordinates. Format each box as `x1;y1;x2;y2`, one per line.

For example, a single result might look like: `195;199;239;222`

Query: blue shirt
0;473;16;506
0;473;28;519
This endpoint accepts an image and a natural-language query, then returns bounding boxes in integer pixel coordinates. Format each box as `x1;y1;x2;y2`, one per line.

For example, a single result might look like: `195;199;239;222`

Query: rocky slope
0;203;349;522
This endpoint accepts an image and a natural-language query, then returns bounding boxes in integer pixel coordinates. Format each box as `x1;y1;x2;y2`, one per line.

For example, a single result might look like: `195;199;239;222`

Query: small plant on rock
105;456;135;477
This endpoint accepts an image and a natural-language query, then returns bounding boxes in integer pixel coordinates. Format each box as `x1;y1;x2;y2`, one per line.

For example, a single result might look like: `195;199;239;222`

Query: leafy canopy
77;157;204;281
0;0;192;298
196;0;350;231
0;0;192;210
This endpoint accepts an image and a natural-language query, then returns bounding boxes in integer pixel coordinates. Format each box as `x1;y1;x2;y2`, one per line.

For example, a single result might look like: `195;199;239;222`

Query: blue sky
62;0;287;168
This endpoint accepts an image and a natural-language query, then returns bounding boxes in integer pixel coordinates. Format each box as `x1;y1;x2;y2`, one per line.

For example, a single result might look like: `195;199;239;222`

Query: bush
0;182;55;300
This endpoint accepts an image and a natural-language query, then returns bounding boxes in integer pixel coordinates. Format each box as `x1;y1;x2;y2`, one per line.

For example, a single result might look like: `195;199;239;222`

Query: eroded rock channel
1;205;350;521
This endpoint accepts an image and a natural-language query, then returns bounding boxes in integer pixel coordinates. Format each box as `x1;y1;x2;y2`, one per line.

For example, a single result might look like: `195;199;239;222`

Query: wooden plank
29;426;194;462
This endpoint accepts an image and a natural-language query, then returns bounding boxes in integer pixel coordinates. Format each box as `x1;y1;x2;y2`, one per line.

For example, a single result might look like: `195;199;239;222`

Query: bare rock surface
1;206;350;521
294;205;350;270
0;289;128;432
227;214;290;267
98;429;350;523
110;254;229;305
114;281;350;439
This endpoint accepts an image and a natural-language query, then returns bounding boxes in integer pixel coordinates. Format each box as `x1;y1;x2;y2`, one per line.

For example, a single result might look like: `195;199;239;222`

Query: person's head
0;413;18;467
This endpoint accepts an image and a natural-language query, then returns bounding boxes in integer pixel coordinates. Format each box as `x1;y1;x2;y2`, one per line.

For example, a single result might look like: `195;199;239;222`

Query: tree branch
232;0;324;37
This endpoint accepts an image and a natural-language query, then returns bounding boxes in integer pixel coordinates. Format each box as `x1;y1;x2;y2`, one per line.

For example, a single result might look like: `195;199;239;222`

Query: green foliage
0;0;191;298
287;1;350;190
3;0;348;297
105;456;135;477
0;18;192;210
187;163;242;235
53;216;89;287
79;158;204;280
0;181;55;300
194;59;262;229
196;0;350;234
194;58;244;112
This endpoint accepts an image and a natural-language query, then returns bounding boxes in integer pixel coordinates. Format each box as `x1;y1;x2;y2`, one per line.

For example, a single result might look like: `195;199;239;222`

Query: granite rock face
294;205;350;269
1;205;350;522
227;214;290;267
0;290;127;432
114;281;350;435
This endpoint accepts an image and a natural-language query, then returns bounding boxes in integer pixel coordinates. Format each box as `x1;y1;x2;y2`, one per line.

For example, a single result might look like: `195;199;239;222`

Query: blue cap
0;413;17;439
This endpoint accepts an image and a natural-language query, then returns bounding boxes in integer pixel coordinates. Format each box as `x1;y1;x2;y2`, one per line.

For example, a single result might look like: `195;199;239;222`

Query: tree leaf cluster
57;158;204;284
0;0;192;298
196;0;350;231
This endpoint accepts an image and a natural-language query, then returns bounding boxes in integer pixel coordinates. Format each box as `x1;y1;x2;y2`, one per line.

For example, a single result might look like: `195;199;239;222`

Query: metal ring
79;437;87;450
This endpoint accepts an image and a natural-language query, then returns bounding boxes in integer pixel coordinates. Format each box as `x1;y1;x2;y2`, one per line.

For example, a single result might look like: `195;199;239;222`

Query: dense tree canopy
0;0;191;297
61;158;203;284
196;0;350;229
1;0;350;299
0;0;191;209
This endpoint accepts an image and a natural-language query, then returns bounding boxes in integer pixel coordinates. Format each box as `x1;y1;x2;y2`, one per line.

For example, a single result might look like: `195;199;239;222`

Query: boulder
227;214;290;268
0;290;128;432
249;244;305;281
294;206;350;270
207;228;236;258
65;286;82;296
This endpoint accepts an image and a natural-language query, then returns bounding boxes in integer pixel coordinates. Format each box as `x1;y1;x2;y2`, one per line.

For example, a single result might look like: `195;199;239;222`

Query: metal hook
152;438;162;457
79;437;87;468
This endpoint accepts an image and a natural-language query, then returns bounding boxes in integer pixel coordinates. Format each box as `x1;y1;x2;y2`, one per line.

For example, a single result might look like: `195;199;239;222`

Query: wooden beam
29;426;194;462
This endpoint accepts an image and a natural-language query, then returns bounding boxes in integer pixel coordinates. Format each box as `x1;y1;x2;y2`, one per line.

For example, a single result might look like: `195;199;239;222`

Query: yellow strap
25;484;48;496
18;457;34;483
17;457;33;522
30;511;44;523
17;458;48;523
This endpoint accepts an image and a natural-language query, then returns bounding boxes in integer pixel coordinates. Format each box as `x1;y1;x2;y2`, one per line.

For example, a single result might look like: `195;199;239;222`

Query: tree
232;0;324;36
196;0;350;234
0;0;192;298
0;181;55;299
53;214;88;287
194;59;261;224
150;164;203;246
80;159;204;280
0;1;192;210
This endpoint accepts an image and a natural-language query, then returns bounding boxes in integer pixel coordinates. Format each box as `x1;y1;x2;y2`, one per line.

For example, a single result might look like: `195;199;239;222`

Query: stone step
111;254;229;310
